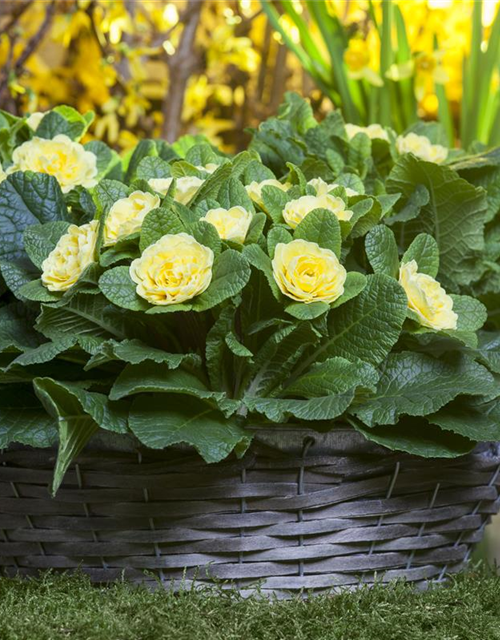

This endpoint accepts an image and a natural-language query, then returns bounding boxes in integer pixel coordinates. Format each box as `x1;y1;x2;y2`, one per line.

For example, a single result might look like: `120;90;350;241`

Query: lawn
0;570;500;640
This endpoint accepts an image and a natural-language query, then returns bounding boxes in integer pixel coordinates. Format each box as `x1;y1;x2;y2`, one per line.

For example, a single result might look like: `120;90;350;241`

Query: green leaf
246;393;355;423
17;278;62;303
285;301;329;320
139;206;184;251
7;337;75;369
285;357;378;397
188;220;221;255
36;106;93;141
136;156;171;180
353;417;475;458
33;377;129;494
311;274;407;367
191;250;251;312
242;244;281;300
401;233;439;277
474;330;500;373
99;266;150;311
190;163;232;205
261;185;291;223
0;302;42;352
387;154;487;287
267;226;292;258
85;338;201;370
0;258;39;299
23;221;71;269
129;394;251;463
331;272;367;309
450;295;487;333
93;179;129;216
206;305;236;393
386;184;430;225
36;294;128;341
428;395;500;442
353;352;494;427
110;364;236;415
84;141;120;178
0;386;57;449
244;322;319;398
0;172;69;260
125;139;158;182
217;177;255;211
293;208;341;256
365;226;399;278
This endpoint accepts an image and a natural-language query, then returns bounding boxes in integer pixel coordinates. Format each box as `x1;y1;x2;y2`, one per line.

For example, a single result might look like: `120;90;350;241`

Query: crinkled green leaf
99;266;150;311
23;221;71;269
387;154;487;287
0;172;69;260
365;225;399;278
0;386;57;449
353;352;495;427
401;233;439;277
129;394;251;463
293;208;341;256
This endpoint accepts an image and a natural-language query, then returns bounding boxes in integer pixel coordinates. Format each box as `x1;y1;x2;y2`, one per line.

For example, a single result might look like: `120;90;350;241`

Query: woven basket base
1;429;499;597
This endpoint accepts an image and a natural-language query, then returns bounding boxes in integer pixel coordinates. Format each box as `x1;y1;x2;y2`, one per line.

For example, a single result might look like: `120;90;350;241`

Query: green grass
0;570;500;640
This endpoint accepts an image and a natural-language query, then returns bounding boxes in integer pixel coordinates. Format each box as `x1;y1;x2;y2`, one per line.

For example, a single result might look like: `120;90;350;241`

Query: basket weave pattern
1;431;500;595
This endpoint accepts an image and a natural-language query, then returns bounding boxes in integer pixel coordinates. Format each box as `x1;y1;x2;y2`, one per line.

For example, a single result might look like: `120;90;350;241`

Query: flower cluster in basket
1;96;500;492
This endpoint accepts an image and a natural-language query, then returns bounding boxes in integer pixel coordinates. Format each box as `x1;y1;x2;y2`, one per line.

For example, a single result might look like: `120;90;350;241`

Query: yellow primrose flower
103;191;160;247
147;176;204;204
0;162;6;184
396;132;448;164
26;111;45;131
41;220;99;292
245;179;291;212
272;239;347;304
399;260;457;331
344;38;383;87
345;123;389;142
201;206;253;244
308;177;358;198
130;232;213;306
283;194;353;229
10;135;98;193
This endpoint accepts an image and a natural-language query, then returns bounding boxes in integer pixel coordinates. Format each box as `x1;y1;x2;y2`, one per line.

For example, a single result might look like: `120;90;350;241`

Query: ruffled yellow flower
345;123;389;142
147;176;204;204
26;112;45;131
130;232;213;305
307;177;358;198
283;194;353;229
10;134;98;193
272;239;347;304
399;260;457;331
245;179;291;212
103;190;160;246
201;206;253;244
41;220;99;292
396;132;448;164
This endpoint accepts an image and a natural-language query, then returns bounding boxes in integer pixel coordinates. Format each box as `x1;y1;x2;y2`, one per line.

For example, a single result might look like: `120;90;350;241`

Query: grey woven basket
1;426;499;596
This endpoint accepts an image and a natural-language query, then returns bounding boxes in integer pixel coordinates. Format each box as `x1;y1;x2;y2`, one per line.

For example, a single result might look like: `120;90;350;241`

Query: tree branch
161;0;204;142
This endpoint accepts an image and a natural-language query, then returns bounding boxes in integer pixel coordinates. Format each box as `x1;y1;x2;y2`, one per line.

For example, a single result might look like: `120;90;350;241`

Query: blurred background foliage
1;0;499;153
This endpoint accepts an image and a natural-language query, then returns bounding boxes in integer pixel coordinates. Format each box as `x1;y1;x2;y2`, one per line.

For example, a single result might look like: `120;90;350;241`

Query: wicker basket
1;427;499;596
